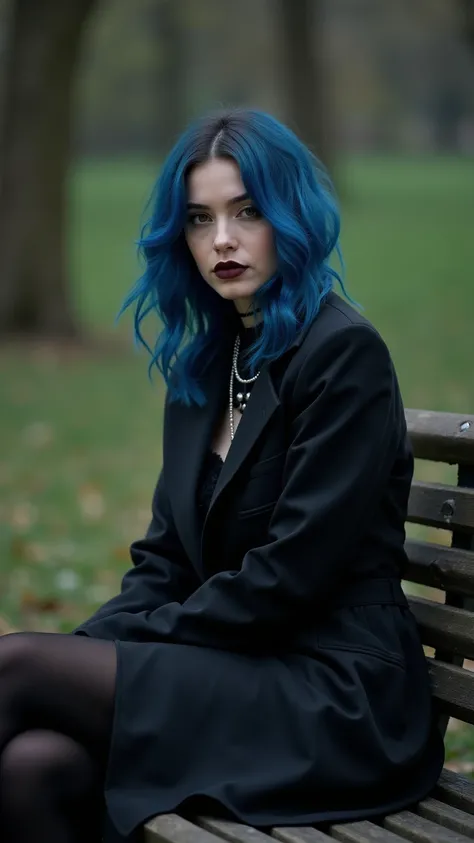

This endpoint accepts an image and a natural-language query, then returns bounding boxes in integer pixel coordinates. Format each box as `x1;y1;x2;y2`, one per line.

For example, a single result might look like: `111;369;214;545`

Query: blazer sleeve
76;324;401;649
73;469;201;639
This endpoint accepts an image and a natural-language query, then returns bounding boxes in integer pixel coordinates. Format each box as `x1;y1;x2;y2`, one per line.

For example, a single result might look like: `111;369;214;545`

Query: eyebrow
186;192;250;210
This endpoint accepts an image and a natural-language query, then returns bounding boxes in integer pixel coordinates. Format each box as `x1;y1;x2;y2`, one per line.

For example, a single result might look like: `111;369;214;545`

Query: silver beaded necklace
229;334;260;440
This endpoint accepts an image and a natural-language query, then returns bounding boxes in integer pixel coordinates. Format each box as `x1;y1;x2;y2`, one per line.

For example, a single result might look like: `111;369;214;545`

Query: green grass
1;154;474;763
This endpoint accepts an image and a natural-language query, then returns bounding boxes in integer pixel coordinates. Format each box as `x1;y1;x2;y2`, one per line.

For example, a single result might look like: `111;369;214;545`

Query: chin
214;280;262;301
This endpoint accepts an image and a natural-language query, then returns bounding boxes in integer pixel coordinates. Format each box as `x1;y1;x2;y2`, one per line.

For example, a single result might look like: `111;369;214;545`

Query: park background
1;0;473;767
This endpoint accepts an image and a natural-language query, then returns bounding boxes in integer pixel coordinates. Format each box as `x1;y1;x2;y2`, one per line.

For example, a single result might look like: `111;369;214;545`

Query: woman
0;109;444;842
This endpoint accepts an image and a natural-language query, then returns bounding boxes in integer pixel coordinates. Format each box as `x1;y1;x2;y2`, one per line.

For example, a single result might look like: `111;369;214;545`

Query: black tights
0;631;117;842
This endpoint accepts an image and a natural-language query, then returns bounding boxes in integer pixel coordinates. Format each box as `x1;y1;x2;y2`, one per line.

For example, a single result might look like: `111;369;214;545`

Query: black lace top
197;450;224;516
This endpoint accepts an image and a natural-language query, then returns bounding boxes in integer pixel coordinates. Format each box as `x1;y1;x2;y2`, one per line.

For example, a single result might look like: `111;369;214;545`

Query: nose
213;217;237;253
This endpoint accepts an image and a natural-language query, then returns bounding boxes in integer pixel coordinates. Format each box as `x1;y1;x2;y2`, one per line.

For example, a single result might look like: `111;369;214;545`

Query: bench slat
385;809;474;842
145;815;224;843
330;820;407;841
272;827;334;843
435;769;474;815
408;597;474;660
407;483;474;532
417;797;474;839
197;817;280;843
404;540;474;595
428;660;474;724
405;410;474;465
197;817;274;843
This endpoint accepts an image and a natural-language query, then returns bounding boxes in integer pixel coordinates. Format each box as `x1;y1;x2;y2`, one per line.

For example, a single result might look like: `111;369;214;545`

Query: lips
214;261;246;271
214;261;248;280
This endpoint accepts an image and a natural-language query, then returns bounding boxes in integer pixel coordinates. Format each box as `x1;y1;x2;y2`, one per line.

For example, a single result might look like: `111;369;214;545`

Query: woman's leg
0;632;116;760
0;632;117;841
1;729;103;843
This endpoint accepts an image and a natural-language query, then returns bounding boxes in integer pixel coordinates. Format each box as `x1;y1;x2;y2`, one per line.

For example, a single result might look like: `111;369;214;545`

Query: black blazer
78;291;414;650
76;292;445;839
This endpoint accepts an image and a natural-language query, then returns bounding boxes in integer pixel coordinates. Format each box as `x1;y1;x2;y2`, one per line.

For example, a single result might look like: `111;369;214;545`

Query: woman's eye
188;213;210;226
239;206;260;219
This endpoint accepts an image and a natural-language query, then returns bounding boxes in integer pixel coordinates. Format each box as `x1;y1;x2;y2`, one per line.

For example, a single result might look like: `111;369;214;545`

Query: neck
234;298;262;329
240;311;262;330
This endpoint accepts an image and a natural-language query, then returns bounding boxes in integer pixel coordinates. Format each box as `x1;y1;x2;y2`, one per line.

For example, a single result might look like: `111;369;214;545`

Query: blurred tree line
76;0;474;156
0;0;473;339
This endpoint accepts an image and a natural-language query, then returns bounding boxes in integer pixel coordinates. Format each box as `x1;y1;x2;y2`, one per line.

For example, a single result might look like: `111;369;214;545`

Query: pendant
233;391;251;412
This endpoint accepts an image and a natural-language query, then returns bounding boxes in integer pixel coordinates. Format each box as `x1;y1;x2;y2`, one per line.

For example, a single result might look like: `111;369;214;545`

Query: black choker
237;307;262;318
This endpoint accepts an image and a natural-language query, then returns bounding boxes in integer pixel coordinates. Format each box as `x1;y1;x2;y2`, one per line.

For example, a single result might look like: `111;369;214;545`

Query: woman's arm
73;470;200;638
77;324;401;649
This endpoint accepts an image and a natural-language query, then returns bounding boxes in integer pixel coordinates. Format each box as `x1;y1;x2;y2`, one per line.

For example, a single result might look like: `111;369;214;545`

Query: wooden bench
144;408;474;843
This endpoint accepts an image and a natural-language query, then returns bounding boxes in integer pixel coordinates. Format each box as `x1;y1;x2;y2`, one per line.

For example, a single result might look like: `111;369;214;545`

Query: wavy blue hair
120;107;352;406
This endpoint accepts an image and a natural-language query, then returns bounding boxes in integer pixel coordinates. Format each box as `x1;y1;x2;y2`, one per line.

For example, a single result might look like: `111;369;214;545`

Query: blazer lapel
206;362;280;515
166;358;281;571
208;299;328;503
164;351;228;571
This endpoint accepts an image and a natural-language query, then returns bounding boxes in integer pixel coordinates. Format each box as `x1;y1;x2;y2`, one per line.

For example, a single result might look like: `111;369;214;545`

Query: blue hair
120;107;352;406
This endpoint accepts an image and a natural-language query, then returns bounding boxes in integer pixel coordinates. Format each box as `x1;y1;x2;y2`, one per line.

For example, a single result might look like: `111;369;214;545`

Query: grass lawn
1;154;474;764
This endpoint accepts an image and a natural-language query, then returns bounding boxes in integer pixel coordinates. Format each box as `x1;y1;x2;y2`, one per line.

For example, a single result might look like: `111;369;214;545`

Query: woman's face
184;157;277;315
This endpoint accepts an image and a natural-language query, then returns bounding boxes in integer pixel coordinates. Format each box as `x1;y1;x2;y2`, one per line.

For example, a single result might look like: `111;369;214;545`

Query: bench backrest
404;409;474;737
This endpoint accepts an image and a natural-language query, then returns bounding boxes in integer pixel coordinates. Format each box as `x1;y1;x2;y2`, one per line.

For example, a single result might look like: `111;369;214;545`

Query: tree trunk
459;0;474;50
277;0;335;172
153;0;187;158
0;0;96;338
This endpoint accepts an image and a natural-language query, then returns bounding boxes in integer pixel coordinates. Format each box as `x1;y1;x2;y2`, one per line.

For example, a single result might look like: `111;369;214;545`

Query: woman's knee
0;729;98;798
0;632;43;686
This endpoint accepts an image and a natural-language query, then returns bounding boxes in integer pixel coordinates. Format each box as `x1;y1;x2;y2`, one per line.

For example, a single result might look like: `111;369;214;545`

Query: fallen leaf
22;422;54;448
78;485;105;520
112;545;130;562
445;760;474;773
20;591;62;613
10;502;38;531
9;538;47;563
